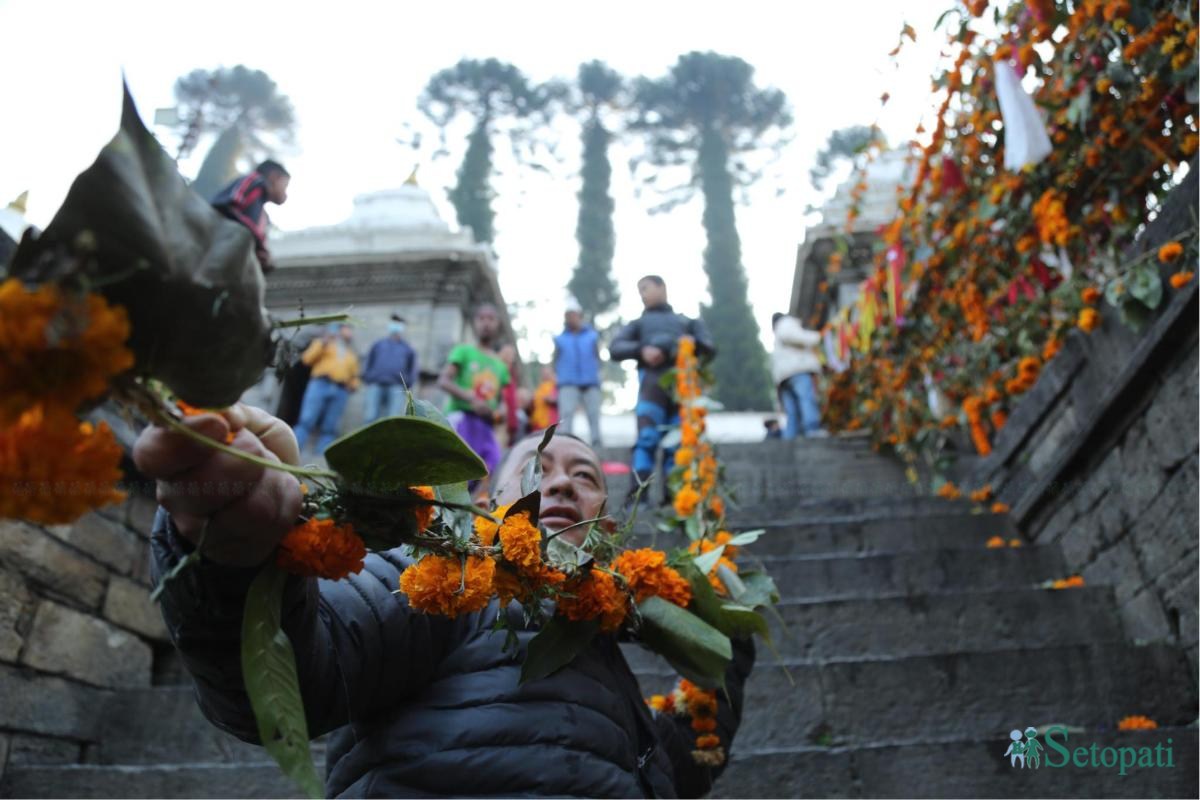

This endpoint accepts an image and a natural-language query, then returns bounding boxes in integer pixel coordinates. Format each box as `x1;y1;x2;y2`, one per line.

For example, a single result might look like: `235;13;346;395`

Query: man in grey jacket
135;405;753;797
771;312;829;439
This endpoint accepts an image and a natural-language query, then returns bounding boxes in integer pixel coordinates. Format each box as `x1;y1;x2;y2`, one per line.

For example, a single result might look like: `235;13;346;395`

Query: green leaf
520;616;600;684
637;596;731;689
546;536;590;570
691;545;726;576
8;84;273;407
1128;263;1162;311
732;571;780;608
325;416;487;493
408;396;454;429
241;565;322;799
522;424;557;495
684;515;702;542
726;529;765;547
683;563;769;641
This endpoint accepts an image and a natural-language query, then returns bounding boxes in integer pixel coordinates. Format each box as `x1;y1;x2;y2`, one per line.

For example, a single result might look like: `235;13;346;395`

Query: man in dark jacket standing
362;315;419;423
609;275;715;505
210;160;290;274
135;405;752;798
553;297;603;447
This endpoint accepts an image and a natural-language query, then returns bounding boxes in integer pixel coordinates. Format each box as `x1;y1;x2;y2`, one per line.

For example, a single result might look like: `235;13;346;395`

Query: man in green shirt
438;304;511;483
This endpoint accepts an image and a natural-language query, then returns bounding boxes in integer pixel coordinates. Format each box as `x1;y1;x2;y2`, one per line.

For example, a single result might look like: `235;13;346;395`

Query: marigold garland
612;548;692;607
0;405;127;524
410;485;436;532
646;678;726;766
556;569;627;632
276;518;367;580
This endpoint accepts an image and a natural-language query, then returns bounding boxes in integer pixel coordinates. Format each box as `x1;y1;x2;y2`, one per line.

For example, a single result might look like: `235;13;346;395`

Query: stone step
628;495;982;532
624;586;1123;664
712;728;1199;799
631;643;1197;752
632;511;1015;557
0;761;301;799
597;434;876;467
607;463;913;504
758;546;1067;600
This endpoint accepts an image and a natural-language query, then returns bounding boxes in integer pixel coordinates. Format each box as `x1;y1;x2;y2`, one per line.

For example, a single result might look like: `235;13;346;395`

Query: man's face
338;324;353;342
492;435;607;546
564;310;583;330
266;173;290;205
474;306;500;341
637;280;666;307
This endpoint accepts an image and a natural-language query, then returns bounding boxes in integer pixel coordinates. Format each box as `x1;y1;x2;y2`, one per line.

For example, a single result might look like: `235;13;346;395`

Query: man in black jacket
210;160;290;273
136;404;752;797
609;275;716;505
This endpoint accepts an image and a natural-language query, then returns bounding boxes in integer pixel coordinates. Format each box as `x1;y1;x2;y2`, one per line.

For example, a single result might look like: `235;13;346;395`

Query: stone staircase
5;437;1196;797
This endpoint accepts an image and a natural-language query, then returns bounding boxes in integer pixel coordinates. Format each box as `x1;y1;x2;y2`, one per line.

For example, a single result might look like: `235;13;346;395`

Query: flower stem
162;414;338;480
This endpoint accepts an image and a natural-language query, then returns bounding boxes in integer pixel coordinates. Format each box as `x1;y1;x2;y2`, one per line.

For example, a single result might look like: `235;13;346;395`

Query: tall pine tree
631;52;791;410
566;61;622;318
419;59;550;246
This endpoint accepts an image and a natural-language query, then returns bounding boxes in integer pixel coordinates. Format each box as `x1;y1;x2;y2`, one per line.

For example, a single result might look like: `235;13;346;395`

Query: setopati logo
1003;725;1175;776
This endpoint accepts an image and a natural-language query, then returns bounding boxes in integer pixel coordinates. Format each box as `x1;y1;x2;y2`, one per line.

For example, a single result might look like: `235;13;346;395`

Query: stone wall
0;488;164;783
968;165;1198;675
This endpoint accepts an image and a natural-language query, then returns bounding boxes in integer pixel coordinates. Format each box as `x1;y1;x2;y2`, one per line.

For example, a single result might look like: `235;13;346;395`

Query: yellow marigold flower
277;518;367;580
1081;287;1101;305
499;511;543;574
399;554;496;617
410;486;437;532
612;548;693;607
695;734;721;750
677;336;696;361
937;482;962;500
992;502;1011;514
673;486;701;518
0;279;135;425
647;695;670;712
1158;242;1184;263
1078;308;1100;333
1117;715;1158;730
1170;270;1195;289
557;570;627;632
0;405;126;524
985;536;1005;549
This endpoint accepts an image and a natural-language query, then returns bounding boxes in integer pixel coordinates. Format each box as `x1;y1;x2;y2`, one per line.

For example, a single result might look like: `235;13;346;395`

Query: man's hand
641;345;666;367
255;245;275;274
133;403;303;567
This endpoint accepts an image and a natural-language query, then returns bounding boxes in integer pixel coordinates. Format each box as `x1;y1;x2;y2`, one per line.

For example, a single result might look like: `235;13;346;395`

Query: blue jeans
781;373;822;440
364;383;406;424
294;377;351;454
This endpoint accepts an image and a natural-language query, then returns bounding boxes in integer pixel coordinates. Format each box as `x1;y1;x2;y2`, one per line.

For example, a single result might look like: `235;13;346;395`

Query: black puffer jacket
609;304;716;369
152;511;754;798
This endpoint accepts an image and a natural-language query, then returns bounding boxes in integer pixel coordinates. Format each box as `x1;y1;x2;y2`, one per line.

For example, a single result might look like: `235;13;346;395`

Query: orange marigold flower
557;570;628;632
0;405;126;524
1081;287;1101;305
494;565;525;606
1051;574;1086;590
707;496;725;518
277;518;366;580
691;716;718;733
1158;242;1184;263
473;503;511;547
612;548;693;607
1078;308;1100;333
937;482;962;500
176;401;236;443
1117;715;1158;731
673;486;701;518
674;447;695;467
680;422;699;448
713;530;739;559
986;536;1006;549
0;279;135;425
410;486;437;532
1008;538;1022;547
707;555;738;595
695;734;721;750
969;485;993;504
399;554;496;617
1170;271;1195;289
1042;337;1062;361
991;410;1008;430
498;511;543;575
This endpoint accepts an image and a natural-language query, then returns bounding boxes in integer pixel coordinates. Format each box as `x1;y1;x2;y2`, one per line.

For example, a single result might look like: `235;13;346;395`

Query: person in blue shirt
553;298;603;447
362;315;419;423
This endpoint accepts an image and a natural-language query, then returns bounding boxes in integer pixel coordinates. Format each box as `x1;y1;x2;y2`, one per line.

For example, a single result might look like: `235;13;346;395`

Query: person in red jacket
210;160;290;273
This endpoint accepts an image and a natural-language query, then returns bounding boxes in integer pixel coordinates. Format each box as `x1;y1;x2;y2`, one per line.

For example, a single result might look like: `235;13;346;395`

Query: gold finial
404;165;419;186
7;191;28;214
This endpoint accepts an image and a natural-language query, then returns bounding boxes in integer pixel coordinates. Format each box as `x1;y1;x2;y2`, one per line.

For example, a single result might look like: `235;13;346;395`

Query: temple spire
404;165;419;187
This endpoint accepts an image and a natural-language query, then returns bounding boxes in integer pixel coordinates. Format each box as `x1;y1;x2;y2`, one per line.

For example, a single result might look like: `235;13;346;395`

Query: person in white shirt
771;313;829;440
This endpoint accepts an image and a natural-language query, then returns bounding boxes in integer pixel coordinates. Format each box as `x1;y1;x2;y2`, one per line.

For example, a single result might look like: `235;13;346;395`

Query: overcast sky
1;0;953;403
